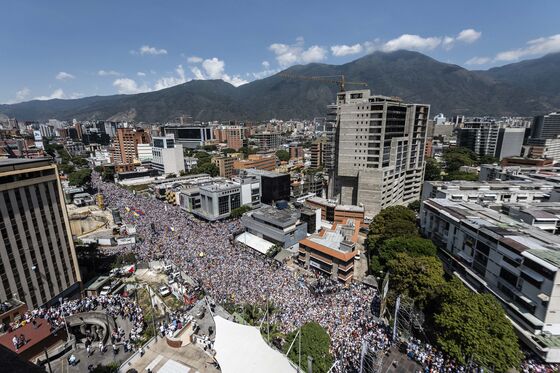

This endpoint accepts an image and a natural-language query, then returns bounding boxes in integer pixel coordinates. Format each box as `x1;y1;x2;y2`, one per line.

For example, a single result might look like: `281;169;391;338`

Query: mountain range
1;50;559;122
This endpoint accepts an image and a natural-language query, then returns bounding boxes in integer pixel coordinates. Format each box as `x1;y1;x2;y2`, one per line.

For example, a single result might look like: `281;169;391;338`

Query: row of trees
365;205;522;371
425;147;497;182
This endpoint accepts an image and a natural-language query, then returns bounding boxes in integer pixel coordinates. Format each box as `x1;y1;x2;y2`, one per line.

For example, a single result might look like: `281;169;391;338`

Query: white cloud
98;70;121;76
262;61;270;68
495;34;560;62
331;43;364;57
457;29;482;44
133;45;168;56
56;71;75;80
269;37;327;67
342;28;481;56
465;56;491;65
154;65;187;90
112;78;150;94
189;57;248;86
137;72;146;76
16;87;31;101
382;34;442;52
34;88;66;100
187;56;203;63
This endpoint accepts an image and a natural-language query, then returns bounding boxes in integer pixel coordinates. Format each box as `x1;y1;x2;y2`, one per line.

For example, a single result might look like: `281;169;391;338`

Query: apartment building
0;158;81;309
310;138;327;169
298;218;359;283
110;127;150;165
457;119;524;160
233;154;276;172
420;198;560;362
330;90;429;215
212;156;236;178
252;132;282;151
422;180;555;205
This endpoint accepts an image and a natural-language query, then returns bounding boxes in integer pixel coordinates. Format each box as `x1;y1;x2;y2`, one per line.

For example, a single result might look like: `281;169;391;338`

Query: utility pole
307;355;313;373
44;348;53;373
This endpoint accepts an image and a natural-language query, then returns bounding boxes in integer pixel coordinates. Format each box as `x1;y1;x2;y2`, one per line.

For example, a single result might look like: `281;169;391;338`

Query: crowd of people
93;174;556;372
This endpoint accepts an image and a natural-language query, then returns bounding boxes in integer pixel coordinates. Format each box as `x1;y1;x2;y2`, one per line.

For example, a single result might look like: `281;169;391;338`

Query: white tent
235;232;275;255
213;316;297;373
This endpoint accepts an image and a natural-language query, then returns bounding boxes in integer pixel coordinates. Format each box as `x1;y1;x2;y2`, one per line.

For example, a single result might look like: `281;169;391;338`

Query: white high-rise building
151;135;185;175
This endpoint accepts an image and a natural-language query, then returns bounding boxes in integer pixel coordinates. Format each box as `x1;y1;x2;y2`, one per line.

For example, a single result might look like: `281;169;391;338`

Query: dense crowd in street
93;174;556;372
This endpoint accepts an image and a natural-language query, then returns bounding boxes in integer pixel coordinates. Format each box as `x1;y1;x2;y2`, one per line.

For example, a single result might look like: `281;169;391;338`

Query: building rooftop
0;157;52;172
243;168;285;178
424;198;560;267
251;205;300;228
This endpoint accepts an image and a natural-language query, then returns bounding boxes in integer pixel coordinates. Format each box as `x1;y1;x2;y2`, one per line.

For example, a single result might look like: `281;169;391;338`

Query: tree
424;158;442;181
367;205;420;272
222;148;237;154
407;200;421;213
378;236;436;270
276;149;290;162
94;165;103;173
266;244;282;258
72;157;88;167
284;322;333;373
386;253;446;309
432;278;522;370
166;173;177;179
193;162;219;177
59;163;75;175
101;167;115;182
478;155;498;165
179;170;187;176
443;147;477;172
68;168;92;187
230;205;252;219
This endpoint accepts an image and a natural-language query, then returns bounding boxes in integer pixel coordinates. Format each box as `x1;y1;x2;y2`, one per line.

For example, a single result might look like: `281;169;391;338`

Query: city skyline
1;0;560;104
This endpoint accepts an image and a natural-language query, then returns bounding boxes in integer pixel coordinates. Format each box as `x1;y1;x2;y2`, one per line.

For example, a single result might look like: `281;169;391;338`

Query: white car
100;285;111;296
159;285;171;297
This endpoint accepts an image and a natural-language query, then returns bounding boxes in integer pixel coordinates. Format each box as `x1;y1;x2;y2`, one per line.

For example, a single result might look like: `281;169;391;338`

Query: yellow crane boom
278;73;367;92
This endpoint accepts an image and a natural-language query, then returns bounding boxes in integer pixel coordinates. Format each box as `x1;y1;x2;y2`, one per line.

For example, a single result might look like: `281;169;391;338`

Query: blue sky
1;0;559;103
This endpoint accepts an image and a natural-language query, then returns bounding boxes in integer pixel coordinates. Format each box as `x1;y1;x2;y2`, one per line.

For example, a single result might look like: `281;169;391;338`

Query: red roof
0;318;52;355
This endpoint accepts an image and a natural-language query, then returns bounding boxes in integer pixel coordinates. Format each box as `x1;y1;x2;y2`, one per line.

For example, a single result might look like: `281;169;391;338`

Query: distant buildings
214;125;245;150
530;112;560;140
0;158;81;309
310;138;327;169
330;90;429;215
289;143;304;160
252;132;282;151
456;118;525;160
151;134;185;175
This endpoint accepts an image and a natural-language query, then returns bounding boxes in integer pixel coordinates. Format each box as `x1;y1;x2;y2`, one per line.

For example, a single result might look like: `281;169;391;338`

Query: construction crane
278;73;367;92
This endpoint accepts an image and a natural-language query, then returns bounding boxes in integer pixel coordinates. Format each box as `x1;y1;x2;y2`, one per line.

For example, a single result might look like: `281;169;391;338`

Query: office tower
531;112;560;139
0;158;81;308
495;127;525;160
163;123;214;149
330;90;429;215
242;169;290;204
151;134;185;175
457;119;499;157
